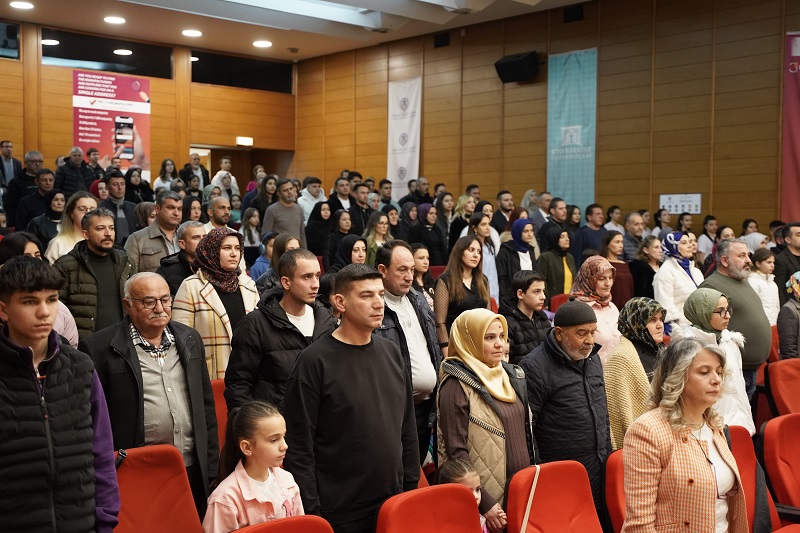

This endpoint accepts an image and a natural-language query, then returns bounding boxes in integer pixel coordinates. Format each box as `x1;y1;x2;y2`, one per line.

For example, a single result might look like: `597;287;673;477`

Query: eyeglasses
27;160;44;164
128;296;173;309
713;307;733;318
75;206;96;214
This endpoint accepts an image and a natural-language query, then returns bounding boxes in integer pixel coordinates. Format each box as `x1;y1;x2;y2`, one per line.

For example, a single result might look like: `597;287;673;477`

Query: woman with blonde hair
448;194;476;251
44;191;97;264
621;338;747;533
363;210;392;266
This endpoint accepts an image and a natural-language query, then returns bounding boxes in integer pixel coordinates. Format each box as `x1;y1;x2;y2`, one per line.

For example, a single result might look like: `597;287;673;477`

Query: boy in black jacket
499;270;551;365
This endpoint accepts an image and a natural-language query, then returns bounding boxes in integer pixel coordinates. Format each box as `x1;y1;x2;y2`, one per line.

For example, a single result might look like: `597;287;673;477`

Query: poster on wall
387;77;422;202
659;193;702;215
782;33;800;222
72;70;151;181
546;48;597;211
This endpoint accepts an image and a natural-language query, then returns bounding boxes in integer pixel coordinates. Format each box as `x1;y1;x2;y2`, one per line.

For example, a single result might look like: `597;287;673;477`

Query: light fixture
253;40;272;48
104;16;126;24
182;29;202;37
41;39;59;46
236;136;254;146
190;56;199;62
10;1;34;9
113;49;133;56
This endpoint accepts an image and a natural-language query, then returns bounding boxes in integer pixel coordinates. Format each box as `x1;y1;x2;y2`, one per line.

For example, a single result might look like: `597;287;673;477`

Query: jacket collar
543;329;601;367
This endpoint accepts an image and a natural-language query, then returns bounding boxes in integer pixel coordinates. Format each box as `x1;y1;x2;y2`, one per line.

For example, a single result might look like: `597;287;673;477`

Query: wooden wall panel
0;59;24;152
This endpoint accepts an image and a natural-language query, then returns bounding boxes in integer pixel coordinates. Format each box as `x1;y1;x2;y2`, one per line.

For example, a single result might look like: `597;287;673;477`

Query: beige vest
437;374;507;505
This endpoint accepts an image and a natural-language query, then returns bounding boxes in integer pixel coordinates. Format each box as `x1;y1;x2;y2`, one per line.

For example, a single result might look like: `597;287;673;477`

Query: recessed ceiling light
253;40;272;48
10;2;34;9
182;29;202;37
113;49;133;56
41;39;59;46
190;56;199;62
104;16;126;24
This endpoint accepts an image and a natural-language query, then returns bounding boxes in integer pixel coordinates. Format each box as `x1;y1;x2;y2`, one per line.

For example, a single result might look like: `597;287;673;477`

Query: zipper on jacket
37;369;58;532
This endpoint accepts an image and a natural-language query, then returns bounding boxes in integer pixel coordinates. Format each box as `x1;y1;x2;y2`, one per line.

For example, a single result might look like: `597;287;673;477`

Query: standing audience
570;256;621;364
500;270;550;365
653;231;704;332
748;247;780;326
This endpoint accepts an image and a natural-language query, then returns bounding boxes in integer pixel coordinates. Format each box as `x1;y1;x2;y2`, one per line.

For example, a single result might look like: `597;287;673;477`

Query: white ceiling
1;0;579;62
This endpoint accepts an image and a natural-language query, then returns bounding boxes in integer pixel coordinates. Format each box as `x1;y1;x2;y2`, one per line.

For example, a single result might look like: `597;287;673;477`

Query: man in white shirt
375;240;443;464
297;176;327;222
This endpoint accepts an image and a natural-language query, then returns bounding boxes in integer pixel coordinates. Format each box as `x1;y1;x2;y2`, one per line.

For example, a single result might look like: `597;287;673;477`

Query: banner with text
73;70;152;180
547;48;597;210
387;77;422;202
782;34;800;221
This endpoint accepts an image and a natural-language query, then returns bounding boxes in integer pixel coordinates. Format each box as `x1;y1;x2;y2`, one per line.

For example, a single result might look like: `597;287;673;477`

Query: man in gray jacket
125;190;183;272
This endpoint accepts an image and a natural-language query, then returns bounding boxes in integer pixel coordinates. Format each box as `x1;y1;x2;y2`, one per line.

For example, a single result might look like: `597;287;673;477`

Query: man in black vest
0;256;119;532
80;272;218;519
775;222;800;306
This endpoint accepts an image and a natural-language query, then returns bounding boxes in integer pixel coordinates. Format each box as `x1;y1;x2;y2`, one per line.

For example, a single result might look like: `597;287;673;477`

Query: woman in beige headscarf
437;308;535;533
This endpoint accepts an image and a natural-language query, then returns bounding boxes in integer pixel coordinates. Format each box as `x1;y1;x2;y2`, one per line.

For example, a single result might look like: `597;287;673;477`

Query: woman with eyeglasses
671;288;755;435
44;191;98;264
621;338;747;533
778;271;800;360
363;211;392;267
172;228;259;380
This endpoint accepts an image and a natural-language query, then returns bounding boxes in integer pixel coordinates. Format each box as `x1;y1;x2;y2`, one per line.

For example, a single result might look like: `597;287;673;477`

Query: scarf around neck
194;227;243;294
571;255;615;307
511;218;534;253
618;297;666;356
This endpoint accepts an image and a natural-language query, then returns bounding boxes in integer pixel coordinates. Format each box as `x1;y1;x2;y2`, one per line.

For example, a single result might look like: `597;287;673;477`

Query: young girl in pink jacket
203;401;304;533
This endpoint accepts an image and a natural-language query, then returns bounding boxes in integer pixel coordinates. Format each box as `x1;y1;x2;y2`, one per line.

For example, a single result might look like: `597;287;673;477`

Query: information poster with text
72;70;151;180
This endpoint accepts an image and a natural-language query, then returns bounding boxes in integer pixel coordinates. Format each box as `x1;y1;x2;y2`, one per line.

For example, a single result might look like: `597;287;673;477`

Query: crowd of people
0;138;798;533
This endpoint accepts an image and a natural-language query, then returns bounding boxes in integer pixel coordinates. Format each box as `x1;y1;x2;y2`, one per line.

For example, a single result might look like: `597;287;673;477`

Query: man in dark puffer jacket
0;256;119;532
224;248;336;412
519;299;611;524
500;270;550;365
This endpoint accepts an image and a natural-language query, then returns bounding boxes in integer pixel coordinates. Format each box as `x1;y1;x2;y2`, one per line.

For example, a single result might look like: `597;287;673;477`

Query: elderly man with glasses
79;271;219;520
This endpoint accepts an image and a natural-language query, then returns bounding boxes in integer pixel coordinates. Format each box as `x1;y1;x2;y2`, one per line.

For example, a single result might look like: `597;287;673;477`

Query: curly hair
649;338;727;431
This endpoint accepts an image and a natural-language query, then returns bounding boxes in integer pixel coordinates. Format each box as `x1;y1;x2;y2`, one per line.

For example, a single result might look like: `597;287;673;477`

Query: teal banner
547;48;597;210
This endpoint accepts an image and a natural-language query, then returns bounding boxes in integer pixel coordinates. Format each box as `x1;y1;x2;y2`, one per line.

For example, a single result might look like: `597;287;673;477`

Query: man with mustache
79;272;219;520
54;207;136;339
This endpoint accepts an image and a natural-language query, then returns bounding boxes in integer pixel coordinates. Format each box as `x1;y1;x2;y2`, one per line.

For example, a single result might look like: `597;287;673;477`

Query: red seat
429;265;446;279
376;485;482;532
418;465;430;488
764;414;800;509
115;445;202;533
727;425;800;532
770;325;781;363
766;359;800;415
605;450;625;533
316;255;325;275
549;293;570;312
490;297;498;313
235;515;334;532
211;378;227;450
506;462;603;533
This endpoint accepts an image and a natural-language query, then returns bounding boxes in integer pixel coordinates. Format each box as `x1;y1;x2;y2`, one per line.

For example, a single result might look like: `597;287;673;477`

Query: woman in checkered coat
621;338;748;533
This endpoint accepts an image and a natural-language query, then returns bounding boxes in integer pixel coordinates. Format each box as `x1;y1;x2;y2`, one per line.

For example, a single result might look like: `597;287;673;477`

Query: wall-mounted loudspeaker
494;51;539;83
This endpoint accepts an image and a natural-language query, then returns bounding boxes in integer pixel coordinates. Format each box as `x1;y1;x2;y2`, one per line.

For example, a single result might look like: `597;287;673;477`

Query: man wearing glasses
79;272;218;520
5;150;44;225
700;237;771;401
54;207;136;339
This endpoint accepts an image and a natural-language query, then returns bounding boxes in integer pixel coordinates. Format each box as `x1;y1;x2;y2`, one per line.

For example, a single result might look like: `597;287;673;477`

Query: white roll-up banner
387;77;422;202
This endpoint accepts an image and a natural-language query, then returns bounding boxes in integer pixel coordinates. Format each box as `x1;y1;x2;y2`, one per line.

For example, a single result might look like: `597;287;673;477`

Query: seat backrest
115;444;202;533
316;255;325;275
605;450;625;533
235;515;334;532
764;414;800;508
727;425;782;531
376;485;482;533
506;462;603;533
491;297;498;313
418;465;430;488
550;293;570;312
769;325;780;363
211;378;227;450
429;265;446;279
766;359;800;415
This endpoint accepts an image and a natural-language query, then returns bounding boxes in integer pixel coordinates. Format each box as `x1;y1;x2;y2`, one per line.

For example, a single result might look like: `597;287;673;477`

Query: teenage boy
0;256;119;531
283;263;418;533
499;270;551;365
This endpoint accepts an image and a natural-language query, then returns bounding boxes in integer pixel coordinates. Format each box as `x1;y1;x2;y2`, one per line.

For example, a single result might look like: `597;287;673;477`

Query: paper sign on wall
659;194;702;215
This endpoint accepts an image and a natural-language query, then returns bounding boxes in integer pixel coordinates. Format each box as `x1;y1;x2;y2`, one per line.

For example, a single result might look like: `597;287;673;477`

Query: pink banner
782;35;800;222
72;70;151;179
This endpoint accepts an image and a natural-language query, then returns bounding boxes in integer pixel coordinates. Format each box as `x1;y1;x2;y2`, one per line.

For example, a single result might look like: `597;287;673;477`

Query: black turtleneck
87;248;123;330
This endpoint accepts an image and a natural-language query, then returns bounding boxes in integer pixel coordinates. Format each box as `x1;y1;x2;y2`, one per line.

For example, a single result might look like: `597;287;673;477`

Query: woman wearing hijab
381;204;400;237
323;209;351;271
437;308;535;533
653;231;705;333
496;218;538;301
123;166;154;204
778;271;800;360
743;231;768;255
537;226;576;308
326;234;367;274
604;298;667;450
172;227;259;379
571;256;622;365
305;201;331;257
669;288;755;435
26;189;65;248
397;202;417;242
407;203;447;266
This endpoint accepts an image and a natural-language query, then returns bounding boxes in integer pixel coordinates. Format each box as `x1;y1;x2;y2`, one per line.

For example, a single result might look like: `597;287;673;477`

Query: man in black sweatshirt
283;263;419;533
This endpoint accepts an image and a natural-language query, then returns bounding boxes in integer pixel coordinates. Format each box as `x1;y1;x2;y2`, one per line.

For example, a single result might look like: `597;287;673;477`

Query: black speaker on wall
494;51;539;83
